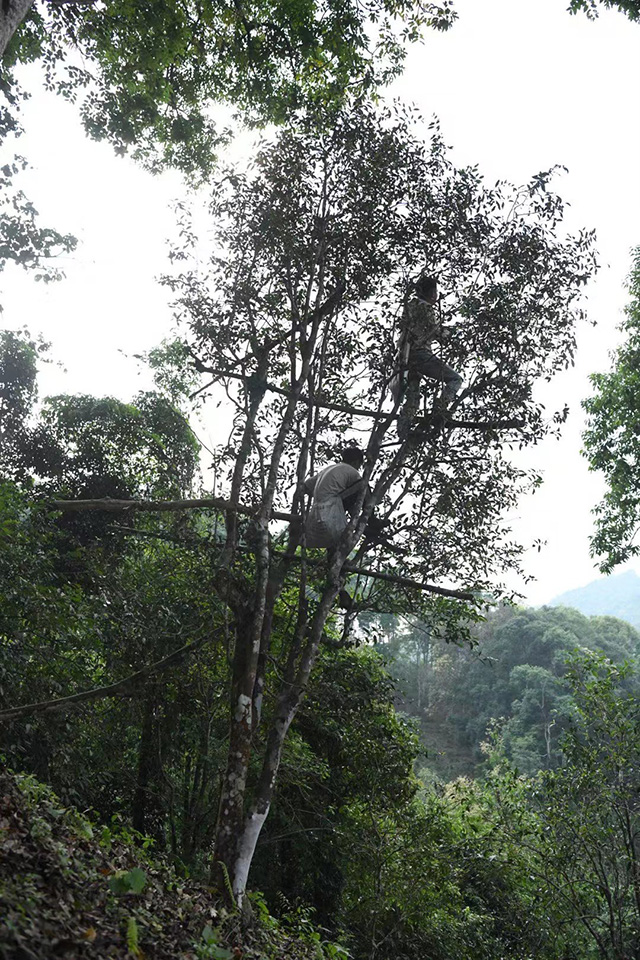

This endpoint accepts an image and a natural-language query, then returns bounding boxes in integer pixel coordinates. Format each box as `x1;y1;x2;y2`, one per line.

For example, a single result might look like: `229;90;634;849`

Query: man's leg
398;371;421;438
411;351;462;404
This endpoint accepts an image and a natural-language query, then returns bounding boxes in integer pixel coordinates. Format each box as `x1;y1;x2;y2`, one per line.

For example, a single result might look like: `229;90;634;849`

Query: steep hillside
548;569;640;627
0;771;343;960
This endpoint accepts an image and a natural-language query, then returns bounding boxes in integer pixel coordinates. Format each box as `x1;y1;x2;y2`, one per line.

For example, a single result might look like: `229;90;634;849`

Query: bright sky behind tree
1;0;639;605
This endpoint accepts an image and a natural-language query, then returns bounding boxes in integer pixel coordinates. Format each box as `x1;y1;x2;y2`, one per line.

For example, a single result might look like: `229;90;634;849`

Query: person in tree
394;275;463;436
304;447;369;549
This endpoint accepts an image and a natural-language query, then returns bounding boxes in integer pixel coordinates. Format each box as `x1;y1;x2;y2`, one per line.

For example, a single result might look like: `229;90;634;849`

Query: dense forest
3;306;640;959
2;1;640;959
376;603;640;777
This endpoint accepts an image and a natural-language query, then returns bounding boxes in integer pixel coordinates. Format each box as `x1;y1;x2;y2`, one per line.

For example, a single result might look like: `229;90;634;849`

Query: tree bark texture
0;0;33;58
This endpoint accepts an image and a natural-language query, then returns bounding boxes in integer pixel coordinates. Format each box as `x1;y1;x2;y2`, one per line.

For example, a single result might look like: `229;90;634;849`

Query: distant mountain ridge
548;569;640;627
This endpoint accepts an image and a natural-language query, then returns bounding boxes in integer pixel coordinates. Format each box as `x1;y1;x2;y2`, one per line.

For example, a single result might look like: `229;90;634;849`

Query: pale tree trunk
226;399;405;904
1;0;34;59
212;365;271;875
212;239;333;894
213;389;315;892
231;563;346;900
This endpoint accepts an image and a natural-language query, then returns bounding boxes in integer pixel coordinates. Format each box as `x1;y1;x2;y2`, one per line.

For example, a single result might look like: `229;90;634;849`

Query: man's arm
340;467;369;514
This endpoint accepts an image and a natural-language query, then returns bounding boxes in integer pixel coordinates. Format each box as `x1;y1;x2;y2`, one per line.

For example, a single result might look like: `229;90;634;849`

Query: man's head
414;275;438;305
341;446;364;469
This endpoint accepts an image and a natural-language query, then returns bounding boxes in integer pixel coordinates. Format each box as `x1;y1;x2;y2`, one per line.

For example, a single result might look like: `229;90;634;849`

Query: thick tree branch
190;368;526;431
50;495;294;522
50;498;474;599
343;564;475;600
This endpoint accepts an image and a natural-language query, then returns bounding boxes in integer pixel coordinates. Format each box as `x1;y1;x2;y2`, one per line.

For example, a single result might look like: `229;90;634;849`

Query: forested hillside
373;603;640;779
549;569;640;627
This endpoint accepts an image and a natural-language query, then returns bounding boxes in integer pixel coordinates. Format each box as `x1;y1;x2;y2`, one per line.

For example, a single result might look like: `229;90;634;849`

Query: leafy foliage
568;0;640;21
531;652;640;959
0;769;341;960
0;327;42;477
373;603;640;777
583;247;640;572
0;81;77;284
33;390;200;501
4;0;457;176
0;155;76;278
0;328;200;501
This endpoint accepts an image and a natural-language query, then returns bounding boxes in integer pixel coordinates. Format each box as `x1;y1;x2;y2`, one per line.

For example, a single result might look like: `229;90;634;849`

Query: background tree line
372;602;640;779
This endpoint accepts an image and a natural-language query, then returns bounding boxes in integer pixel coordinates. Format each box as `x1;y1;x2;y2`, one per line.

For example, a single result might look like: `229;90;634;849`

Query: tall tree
583;247;640;573
156;101;596;902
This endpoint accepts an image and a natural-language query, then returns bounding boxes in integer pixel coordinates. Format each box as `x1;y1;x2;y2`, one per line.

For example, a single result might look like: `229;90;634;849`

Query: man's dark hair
414;275;438;301
341;446;364;468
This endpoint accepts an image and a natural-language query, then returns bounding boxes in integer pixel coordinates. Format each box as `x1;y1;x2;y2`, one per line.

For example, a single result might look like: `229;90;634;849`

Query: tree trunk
132;693;157;837
213;607;263;880
212;286;328;894
1;0;34;59
222;381;405;903
229;564;345;902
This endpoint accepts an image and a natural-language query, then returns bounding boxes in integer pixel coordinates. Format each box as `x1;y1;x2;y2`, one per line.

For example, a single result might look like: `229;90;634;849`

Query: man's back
304;460;365;548
305;462;364;503
401;297;440;352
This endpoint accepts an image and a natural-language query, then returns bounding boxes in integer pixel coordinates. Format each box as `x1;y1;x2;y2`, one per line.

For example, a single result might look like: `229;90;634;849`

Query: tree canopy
1;0;456;176
568;0;640;21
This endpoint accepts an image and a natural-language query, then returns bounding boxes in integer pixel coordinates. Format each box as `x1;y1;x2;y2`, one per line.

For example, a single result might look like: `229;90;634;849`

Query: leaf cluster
5;0;457;176
583;247;640;572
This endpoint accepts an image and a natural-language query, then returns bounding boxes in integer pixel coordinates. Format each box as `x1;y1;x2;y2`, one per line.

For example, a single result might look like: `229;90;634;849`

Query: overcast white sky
1;0;639;605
